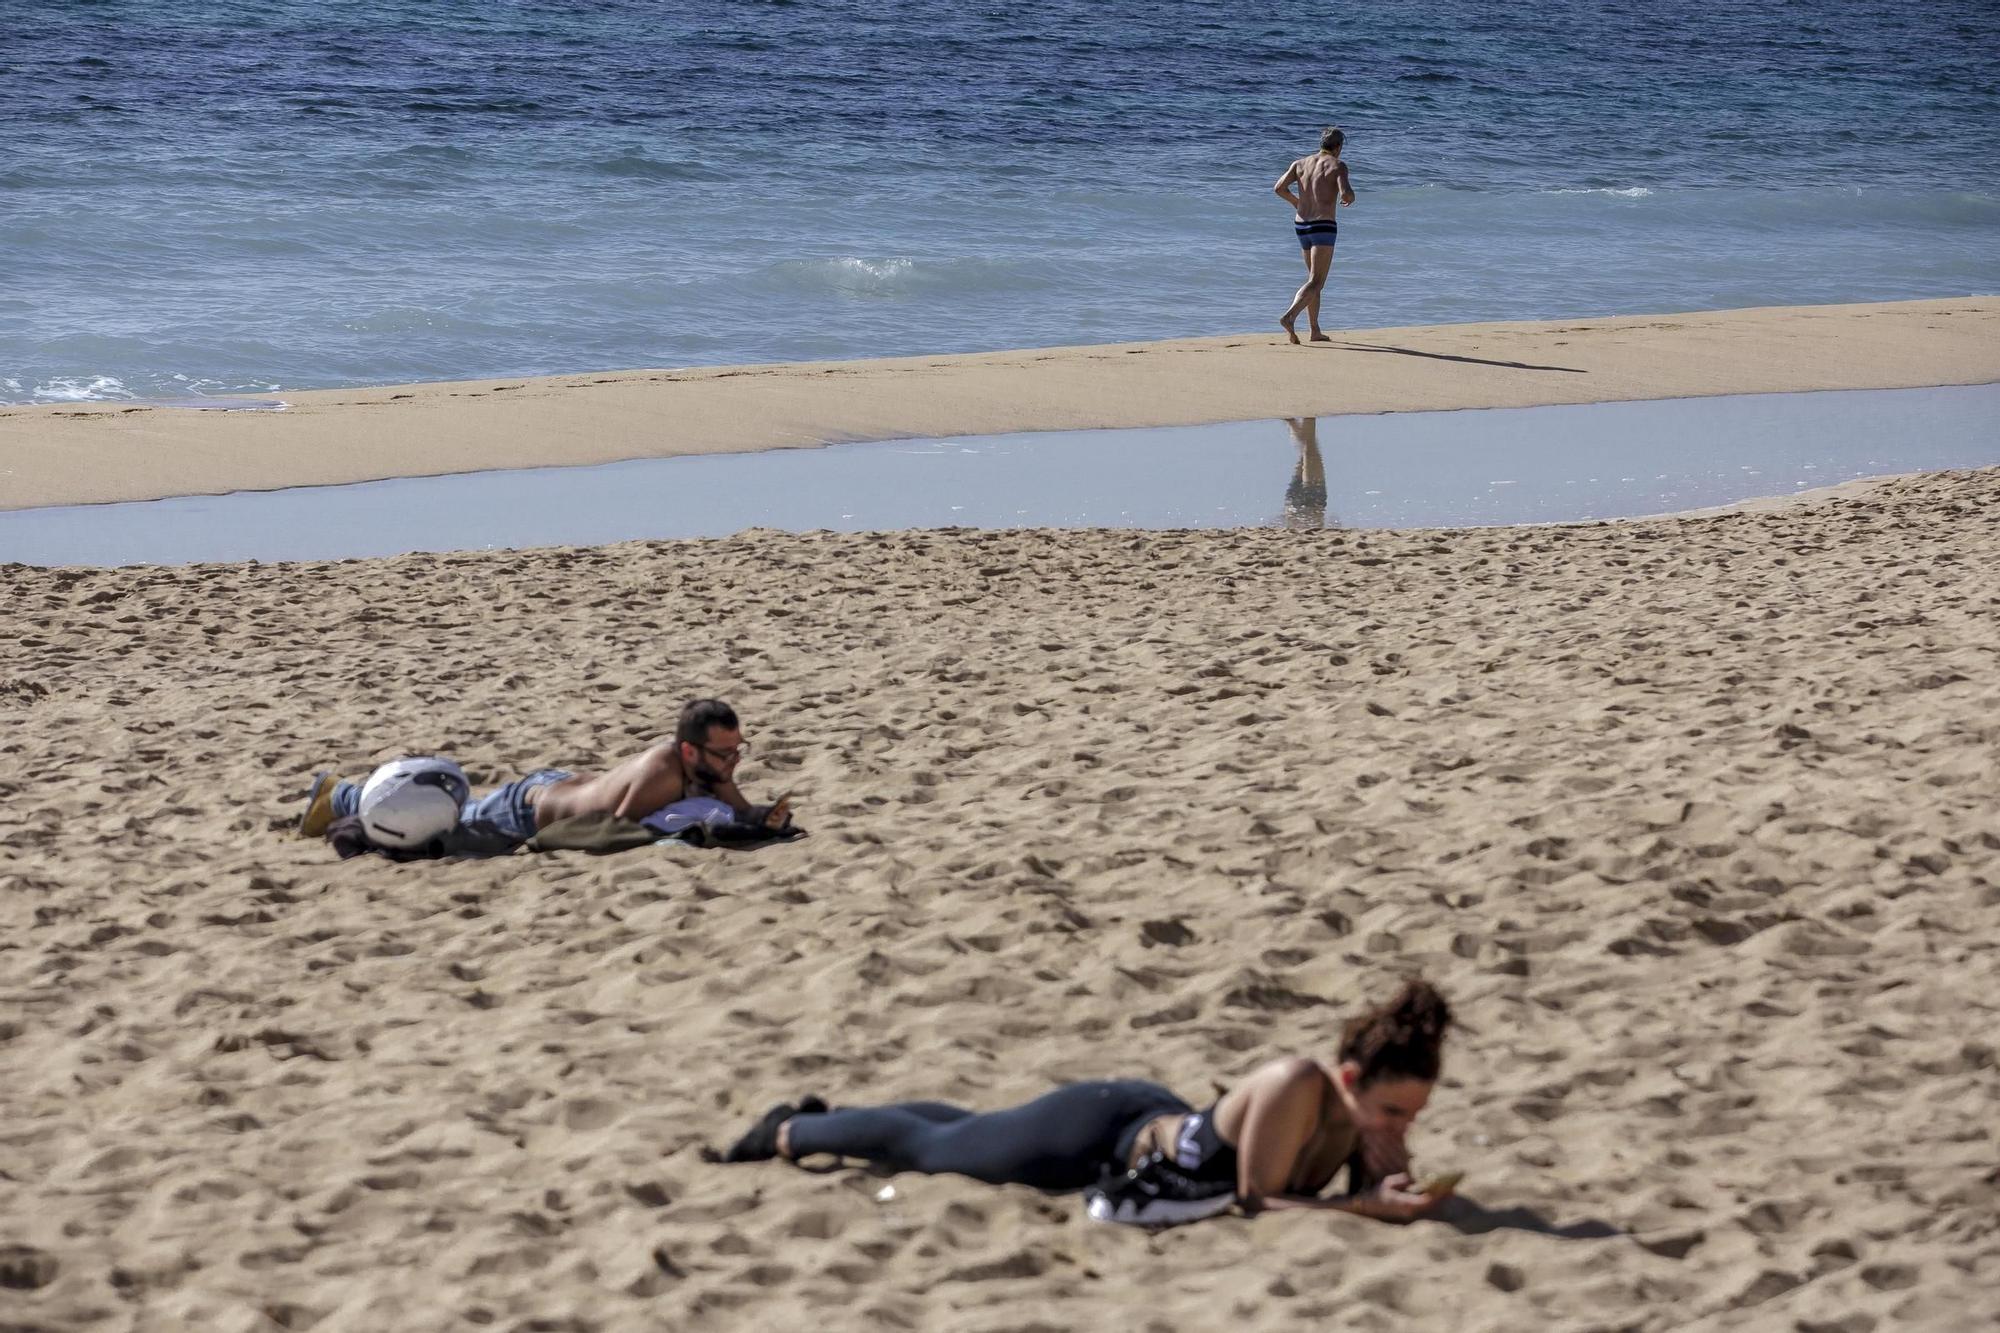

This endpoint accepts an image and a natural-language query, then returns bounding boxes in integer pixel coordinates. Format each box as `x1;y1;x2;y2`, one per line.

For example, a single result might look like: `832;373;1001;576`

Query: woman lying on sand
721;978;1455;1224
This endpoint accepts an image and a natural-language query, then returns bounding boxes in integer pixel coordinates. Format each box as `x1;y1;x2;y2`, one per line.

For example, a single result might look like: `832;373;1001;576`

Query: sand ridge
3;296;1998;510
2;471;1997;1329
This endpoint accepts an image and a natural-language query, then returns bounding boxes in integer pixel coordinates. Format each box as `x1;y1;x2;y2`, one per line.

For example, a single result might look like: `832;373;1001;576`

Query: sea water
4;0;1997;404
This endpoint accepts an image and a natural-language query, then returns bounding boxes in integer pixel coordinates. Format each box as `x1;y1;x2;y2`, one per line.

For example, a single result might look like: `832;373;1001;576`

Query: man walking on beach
299;697;792;849
1275;127;1356;345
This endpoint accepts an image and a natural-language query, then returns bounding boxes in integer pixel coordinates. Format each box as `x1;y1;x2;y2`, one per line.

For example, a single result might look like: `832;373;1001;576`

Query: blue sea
5;0;1997;404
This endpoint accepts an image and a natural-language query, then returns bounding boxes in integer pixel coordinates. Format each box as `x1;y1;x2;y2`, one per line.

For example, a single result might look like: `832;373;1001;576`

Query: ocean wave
402;98;548;115
1547;187;1656;198
341;307;510;336
587;152;728;182
0;373;292;406
0;168;71;190
779;257;925;298
377;144;482;164
820;257;915;291
20;375;134;403
755;256;1061;299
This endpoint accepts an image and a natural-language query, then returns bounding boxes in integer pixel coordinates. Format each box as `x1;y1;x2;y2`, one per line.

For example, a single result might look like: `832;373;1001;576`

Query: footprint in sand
787;1209;845;1241
560;1097;620;1131
0;1245;59;1291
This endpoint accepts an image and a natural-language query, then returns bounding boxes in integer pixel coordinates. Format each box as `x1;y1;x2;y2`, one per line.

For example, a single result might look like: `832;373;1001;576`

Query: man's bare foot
1280;316;1300;346
1310;331;1332;342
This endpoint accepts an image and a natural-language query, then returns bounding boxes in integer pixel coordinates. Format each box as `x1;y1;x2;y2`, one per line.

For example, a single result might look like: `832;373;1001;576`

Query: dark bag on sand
328;809;807;861
1084;1151;1237;1228
677;805;807;849
528;809;806;854
326;814;519;860
327;814;440;862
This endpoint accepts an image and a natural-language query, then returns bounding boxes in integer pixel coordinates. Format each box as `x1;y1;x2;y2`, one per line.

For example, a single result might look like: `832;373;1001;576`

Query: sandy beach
3;455;1996;1329
3;297;1998;510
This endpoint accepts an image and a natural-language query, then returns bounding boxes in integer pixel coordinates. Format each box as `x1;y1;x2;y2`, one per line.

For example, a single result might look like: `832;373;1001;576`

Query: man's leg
1304;243;1334;339
1281;247;1332;343
300;773;353;838
307;766;569;849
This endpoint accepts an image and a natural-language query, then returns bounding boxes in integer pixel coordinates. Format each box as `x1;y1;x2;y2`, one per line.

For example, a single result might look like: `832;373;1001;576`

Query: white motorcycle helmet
358;756;470;850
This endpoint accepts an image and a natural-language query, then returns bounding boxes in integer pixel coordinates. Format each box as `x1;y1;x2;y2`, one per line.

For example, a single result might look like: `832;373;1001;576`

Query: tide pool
2;384;1993;566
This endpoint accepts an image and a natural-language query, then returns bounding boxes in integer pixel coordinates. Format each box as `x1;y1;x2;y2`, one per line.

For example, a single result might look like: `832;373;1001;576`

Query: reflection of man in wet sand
1282;417;1332;529
1274;126;1355;345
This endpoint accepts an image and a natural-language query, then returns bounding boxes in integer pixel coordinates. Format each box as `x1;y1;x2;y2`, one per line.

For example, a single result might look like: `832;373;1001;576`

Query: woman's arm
1250;1173;1446;1223
1230;1058;1332;1208
1225;1059;1441;1222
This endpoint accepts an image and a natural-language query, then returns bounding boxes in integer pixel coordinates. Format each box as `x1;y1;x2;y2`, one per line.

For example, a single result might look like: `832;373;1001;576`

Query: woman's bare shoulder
1231;1055;1333;1095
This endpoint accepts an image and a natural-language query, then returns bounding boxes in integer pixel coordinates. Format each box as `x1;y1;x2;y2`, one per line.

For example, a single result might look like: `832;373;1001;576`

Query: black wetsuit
783;1080;1194;1192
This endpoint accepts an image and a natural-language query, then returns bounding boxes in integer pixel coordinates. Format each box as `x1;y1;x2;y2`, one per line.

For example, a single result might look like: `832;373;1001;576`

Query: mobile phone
1418;1170;1464;1197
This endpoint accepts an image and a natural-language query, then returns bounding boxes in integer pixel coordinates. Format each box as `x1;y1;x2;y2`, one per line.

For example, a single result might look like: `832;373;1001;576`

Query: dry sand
3;466;1997;1331
4;296;1999;509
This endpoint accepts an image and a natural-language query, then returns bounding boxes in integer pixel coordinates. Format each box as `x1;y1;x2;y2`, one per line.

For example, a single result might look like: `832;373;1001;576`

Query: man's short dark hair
676;699;739;747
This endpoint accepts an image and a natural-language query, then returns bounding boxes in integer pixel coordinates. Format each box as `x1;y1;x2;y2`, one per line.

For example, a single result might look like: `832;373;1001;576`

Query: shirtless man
301;698;792;849
1274;126;1356;345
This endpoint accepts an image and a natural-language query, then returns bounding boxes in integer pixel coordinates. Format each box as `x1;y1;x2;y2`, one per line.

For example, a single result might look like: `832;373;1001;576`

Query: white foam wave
760;255;1057;302
823;257;917;290
29;375;134;402
1548;186;1654;198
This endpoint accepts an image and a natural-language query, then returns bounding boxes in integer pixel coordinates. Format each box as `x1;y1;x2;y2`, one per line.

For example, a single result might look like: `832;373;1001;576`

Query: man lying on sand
300;697;794;852
720;978;1457;1227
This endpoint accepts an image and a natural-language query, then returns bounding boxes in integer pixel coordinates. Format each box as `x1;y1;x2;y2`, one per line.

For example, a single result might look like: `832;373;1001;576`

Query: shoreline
1;296;1996;511
4;384;1994;567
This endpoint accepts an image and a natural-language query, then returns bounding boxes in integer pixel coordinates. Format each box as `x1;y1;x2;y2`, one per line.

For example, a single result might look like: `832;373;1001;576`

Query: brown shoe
298;772;339;839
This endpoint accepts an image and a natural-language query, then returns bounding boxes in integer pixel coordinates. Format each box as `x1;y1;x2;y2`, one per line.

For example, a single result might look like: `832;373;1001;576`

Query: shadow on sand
1432;1194;1625;1240
1318;340;1588;374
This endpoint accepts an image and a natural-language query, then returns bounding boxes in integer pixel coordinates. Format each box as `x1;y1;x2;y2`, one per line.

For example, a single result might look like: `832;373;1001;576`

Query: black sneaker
720;1095;829;1163
1084;1151;1237;1228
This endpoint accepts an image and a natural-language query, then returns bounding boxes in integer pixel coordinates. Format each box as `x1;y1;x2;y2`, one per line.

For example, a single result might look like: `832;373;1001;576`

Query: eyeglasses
696;739;750;764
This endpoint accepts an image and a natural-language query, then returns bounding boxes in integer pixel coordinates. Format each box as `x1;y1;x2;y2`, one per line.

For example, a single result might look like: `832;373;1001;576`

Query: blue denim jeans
334;768;572;848
459;768;572;845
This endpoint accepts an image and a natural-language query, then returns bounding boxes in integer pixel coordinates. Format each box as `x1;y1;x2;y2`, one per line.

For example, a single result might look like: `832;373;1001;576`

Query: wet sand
8;383;1997;567
3;296;1998;509
3;465;1996;1330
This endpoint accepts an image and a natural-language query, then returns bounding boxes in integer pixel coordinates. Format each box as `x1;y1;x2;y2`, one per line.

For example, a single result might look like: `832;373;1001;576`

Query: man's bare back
1289;152;1350;221
534;742;692;825
530;713;790;831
